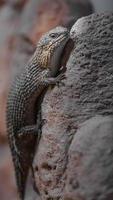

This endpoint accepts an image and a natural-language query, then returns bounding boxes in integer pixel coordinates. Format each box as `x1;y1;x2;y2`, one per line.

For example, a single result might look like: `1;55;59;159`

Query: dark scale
6;26;69;200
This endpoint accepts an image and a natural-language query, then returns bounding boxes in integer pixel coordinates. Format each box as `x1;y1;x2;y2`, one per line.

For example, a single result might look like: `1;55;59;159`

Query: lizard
6;26;69;200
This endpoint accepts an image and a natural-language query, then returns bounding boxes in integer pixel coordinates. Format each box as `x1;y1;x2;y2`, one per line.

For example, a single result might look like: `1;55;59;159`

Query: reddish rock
5;0;27;9
0;1;4;7
18;0;93;43
0;4;21;140
0;145;18;200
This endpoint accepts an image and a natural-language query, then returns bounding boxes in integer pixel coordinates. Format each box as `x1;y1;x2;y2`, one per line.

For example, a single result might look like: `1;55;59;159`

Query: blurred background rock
0;0;112;199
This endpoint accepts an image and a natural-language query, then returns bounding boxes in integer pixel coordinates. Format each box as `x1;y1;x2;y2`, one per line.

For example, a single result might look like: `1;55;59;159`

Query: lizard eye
49;33;58;38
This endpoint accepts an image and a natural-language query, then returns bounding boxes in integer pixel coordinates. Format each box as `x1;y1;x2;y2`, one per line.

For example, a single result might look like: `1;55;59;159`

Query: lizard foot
55;73;66;87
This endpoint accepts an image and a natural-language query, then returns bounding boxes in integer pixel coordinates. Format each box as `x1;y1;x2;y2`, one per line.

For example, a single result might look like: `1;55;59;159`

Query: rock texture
64;115;113;200
33;12;113;200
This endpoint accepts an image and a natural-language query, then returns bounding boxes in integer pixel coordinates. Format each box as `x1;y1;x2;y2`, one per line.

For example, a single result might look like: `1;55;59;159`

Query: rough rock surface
33;12;113;200
64;115;113;200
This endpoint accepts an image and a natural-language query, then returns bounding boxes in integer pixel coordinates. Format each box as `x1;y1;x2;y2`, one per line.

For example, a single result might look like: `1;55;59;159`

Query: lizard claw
59;66;66;73
55;73;66;87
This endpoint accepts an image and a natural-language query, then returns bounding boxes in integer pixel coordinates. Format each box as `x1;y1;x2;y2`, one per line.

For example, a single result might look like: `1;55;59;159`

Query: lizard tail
15;162;28;200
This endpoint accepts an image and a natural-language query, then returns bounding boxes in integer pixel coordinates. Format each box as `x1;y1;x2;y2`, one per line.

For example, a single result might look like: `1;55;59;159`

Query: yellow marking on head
36;34;67;69
40;44;53;68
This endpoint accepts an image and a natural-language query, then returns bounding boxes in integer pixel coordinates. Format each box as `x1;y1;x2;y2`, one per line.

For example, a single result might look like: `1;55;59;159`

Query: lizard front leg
38;68;66;87
42;73;65;85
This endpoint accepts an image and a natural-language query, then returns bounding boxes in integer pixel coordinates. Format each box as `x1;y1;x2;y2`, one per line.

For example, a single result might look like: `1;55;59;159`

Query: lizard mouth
49;32;69;49
56;33;69;44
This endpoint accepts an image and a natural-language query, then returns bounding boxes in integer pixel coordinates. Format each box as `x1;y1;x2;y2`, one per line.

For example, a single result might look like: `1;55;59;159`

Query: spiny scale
6;26;69;200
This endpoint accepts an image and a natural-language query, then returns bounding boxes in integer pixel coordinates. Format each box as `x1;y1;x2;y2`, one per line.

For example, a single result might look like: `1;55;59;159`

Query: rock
33;12;113;200
0;0;4;7
0;4;21;140
5;0;27;9
0;145;18;200
64;116;113;200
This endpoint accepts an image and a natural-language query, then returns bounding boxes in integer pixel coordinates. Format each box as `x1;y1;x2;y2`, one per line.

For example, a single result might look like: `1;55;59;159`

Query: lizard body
6;26;69;200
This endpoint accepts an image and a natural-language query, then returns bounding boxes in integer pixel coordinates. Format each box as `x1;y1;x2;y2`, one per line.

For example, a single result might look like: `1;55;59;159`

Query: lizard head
36;26;69;74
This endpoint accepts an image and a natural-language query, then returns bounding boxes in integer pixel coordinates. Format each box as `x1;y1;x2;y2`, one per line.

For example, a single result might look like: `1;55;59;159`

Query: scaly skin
6;26;69;200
